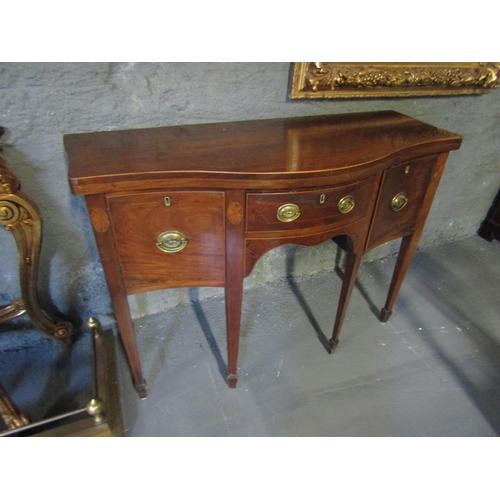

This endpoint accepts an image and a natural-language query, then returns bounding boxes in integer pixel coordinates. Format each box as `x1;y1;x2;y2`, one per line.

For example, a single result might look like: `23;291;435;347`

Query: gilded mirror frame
290;62;500;99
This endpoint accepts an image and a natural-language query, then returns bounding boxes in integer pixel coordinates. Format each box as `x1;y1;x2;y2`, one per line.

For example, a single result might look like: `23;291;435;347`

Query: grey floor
0;316;92;429
115;235;500;437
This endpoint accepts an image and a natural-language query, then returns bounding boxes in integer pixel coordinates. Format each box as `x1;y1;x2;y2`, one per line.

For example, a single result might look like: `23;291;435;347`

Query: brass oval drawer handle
391;193;408;212
338;195;355;214
277;203;301;222
156;230;188;253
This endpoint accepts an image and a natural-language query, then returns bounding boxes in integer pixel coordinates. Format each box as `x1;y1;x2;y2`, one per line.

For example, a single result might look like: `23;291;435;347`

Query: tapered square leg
380;234;419;324
85;194;147;399
329;250;364;353
225;190;246;387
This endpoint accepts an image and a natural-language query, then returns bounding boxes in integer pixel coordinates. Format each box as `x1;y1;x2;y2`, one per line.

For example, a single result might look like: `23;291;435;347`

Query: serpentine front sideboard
64;111;462;398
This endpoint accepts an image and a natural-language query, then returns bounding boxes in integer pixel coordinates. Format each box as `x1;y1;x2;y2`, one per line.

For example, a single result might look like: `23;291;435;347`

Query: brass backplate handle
277;203;301;222
156;230;188;253
338;195;355;214
391;193;408;212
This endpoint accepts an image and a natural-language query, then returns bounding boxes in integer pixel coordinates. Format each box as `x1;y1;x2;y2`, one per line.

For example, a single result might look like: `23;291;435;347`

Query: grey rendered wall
1;62;499;327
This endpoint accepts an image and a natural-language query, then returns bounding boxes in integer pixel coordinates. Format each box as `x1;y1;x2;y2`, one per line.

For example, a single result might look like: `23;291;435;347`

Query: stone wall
1;62;499;326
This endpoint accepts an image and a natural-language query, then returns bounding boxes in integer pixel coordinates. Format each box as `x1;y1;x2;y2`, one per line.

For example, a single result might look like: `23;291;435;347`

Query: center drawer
246;176;375;233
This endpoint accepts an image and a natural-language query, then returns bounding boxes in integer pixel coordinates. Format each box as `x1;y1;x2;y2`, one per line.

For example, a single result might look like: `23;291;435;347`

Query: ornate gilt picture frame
290;63;500;99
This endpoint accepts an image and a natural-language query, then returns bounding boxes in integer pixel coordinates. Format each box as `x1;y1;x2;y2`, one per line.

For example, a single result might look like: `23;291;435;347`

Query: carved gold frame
290;63;500;99
0;134;72;341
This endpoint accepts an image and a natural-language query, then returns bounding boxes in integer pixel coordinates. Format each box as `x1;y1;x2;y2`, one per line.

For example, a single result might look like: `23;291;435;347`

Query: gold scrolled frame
0;134;72;341
290;62;500;99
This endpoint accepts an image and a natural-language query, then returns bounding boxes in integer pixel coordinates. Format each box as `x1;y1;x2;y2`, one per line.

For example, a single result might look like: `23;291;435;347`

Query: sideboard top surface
65;111;462;195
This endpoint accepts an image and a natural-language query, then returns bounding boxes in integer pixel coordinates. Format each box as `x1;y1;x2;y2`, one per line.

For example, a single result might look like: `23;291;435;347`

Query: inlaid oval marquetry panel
227;202;243;225
91;208;110;232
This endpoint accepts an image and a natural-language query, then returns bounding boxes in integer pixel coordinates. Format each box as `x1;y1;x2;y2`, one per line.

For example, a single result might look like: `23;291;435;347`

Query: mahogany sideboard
64;111;462;398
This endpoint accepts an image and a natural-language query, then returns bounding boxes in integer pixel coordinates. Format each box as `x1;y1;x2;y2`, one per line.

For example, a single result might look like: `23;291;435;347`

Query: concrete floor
0;318;92;429
115;235;500;437
1;234;499;436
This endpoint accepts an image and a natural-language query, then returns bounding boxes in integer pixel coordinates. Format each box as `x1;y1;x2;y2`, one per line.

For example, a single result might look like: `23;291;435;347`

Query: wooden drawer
107;190;225;294
367;156;437;248
246;177;375;233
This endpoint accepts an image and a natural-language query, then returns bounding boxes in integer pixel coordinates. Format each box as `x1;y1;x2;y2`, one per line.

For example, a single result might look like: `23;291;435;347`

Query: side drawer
367;156;437;249
107;190;225;294
246;176;376;233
